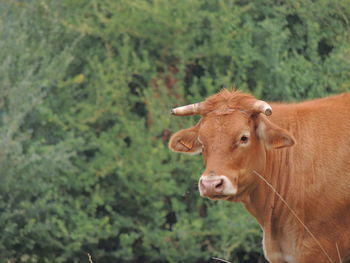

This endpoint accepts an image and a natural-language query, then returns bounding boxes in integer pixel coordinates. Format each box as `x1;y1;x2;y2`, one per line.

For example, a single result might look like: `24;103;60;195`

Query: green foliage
0;0;349;262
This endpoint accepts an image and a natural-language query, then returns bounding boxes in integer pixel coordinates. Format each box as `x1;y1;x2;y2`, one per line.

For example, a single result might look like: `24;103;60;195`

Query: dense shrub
0;0;349;262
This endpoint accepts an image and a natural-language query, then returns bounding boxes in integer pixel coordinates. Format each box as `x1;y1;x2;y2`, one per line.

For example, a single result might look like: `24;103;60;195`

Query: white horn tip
254;100;273;116
264;107;272;116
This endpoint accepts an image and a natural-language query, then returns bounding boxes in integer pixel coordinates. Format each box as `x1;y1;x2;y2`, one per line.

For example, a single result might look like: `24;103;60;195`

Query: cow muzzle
198;175;238;198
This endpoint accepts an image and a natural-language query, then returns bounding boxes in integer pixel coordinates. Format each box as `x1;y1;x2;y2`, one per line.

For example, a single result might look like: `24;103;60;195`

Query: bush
0;0;349;262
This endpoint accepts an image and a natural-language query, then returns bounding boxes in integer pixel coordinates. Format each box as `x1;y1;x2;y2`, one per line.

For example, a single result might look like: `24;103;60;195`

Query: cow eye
240;135;249;144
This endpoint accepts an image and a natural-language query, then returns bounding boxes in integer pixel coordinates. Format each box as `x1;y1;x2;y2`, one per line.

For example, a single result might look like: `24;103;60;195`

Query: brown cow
168;89;350;263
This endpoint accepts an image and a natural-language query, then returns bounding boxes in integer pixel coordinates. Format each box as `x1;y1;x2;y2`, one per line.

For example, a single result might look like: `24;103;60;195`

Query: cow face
169;107;295;201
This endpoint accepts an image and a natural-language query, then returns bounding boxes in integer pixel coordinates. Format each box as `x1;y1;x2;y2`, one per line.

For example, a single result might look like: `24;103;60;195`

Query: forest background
1;0;350;262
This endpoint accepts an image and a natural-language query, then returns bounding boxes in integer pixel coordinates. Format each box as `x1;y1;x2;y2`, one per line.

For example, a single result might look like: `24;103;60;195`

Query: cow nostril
215;179;224;189
199;178;226;196
200;178;225;193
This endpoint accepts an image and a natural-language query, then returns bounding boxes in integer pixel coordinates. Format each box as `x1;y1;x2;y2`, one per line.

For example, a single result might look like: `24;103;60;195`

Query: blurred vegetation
0;0;349;262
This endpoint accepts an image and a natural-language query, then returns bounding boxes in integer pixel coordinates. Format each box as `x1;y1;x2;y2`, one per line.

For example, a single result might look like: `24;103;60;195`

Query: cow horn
253;100;272;116
171;102;202;116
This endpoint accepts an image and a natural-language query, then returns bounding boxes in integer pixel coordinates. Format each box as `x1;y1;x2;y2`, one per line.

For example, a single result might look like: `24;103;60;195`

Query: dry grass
87;253;93;263
212;256;233;263
336;243;342;263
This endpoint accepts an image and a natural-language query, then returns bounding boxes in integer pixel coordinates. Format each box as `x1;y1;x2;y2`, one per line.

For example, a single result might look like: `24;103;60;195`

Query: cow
168;89;350;263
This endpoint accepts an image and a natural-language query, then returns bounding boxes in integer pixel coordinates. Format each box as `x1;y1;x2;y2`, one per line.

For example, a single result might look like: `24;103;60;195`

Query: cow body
169;90;350;263
249;94;350;262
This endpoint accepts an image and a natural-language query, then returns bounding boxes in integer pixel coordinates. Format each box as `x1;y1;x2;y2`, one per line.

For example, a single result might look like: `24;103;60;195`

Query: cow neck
244;146;300;230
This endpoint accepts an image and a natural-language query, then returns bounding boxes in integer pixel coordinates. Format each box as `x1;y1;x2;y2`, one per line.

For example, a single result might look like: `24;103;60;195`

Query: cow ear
168;127;202;155
256;116;295;149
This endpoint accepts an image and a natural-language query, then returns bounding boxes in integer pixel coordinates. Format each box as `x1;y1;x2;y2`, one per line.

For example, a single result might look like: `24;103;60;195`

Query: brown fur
200;89;256;114
169;89;350;263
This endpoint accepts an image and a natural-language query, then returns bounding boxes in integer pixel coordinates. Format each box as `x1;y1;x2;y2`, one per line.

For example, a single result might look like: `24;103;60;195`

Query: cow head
169;90;295;201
